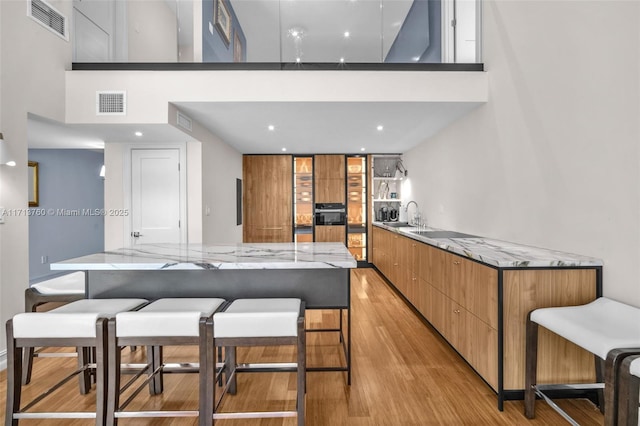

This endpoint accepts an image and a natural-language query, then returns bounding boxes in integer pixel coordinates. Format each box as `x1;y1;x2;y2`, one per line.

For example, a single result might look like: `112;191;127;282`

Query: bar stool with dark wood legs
5;298;148;425
212;298;306;426
105;297;226;426
22;271;86;385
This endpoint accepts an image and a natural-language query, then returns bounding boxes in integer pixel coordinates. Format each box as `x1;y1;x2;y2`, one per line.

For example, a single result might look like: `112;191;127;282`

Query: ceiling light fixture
377;125;384;131
361;147;366;152
339;57;345;63
135;131;143;137
281;147;287;152
344;31;350;38
296;57;301;63
268;125;275;131
0;133;16;167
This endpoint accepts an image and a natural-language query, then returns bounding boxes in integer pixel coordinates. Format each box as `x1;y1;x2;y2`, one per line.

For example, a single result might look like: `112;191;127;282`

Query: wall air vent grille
96;91;126;115
177;111;193;132
28;0;68;41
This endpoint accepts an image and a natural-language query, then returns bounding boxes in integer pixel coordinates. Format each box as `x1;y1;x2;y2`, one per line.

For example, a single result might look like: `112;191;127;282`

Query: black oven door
315;204;346;226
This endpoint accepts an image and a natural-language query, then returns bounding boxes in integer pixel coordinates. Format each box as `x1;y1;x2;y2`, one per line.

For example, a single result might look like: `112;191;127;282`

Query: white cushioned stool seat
12;298;149;338
530;297;640;360
214;298;301;338
116;298;226;337
30;271;85;295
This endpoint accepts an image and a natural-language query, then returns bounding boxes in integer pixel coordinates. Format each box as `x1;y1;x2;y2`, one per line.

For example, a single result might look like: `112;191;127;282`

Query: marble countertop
373;222;603;268
51;242;358;271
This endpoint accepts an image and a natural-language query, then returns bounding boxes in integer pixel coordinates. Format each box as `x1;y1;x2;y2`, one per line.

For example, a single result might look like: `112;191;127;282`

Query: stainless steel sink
381;222;414;228
411;230;478;239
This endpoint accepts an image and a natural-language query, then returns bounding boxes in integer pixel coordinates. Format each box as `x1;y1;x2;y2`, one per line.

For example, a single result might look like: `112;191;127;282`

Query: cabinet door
243;155;293;242
315;155;345;180
316;225;346;244
446;253;498;328
244;226;293;243
315;155;345;203
417;243;445;291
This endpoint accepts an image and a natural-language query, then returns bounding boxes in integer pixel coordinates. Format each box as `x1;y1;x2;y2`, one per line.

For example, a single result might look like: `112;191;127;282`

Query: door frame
122;142;188;246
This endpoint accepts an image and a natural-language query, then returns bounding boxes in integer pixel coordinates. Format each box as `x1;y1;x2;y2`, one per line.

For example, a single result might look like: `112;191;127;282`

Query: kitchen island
51;242;357;381
372;222;603;410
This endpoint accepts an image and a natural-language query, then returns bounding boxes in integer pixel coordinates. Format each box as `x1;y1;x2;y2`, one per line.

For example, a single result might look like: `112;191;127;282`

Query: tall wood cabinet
314;155;345;204
372;226;599;408
243;155;293;242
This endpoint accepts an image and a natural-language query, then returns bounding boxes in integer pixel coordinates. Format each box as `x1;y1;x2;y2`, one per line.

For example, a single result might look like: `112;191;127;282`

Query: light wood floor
1;268;604;425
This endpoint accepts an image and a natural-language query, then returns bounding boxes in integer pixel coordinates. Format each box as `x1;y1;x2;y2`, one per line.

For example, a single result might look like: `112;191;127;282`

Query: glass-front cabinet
346;156;367;261
294;157;314;243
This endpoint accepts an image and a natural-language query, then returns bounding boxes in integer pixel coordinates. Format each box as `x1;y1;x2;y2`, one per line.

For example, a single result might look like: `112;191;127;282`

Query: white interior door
131;148;182;245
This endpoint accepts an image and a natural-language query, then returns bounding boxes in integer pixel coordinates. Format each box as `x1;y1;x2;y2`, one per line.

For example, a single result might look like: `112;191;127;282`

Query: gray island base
52;242;358;383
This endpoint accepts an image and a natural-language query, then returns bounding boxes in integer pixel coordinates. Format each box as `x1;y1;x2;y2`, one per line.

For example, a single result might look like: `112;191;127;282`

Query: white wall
127;0;177;62
0;0;71;365
168;106;243;243
404;0;640;305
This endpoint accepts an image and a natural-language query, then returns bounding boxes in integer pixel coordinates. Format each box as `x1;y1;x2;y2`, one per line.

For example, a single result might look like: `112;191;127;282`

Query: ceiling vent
177;111;193;132
28;0;68;41
96;91;126;116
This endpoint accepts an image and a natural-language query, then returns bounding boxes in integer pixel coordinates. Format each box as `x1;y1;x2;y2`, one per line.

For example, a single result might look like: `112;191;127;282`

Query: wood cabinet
372;226;598;406
315;155;345;203
242;155;293;243
316;225;346;244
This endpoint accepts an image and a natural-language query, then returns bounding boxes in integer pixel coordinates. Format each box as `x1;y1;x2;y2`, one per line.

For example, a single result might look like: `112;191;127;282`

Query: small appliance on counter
377;206;389;222
389;208;399;221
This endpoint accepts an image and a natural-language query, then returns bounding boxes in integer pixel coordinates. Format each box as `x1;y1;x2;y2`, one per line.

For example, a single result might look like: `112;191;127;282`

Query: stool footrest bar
213;411;298;420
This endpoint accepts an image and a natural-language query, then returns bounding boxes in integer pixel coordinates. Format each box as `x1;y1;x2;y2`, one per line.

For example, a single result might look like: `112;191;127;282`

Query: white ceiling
28;101;482;154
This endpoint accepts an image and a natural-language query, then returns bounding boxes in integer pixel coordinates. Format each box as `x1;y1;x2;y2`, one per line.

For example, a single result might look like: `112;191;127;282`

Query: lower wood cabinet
372;226;599;407
316;225;346;244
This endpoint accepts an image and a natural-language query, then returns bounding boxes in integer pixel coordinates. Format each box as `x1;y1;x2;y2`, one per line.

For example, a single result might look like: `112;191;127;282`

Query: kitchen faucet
405;201;420;226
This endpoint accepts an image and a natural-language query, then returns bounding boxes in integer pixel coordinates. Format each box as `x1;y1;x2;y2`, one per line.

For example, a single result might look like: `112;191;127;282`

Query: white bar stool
524;297;640;425
5;298;148;425
105;297;226;426
23;271;86;385
212;298;306;426
617;355;640;426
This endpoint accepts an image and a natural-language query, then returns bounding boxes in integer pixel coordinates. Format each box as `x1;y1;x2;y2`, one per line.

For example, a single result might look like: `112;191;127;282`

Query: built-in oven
315;203;346;226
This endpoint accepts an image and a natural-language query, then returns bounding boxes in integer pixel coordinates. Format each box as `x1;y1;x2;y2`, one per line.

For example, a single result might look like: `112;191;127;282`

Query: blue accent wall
28;149;105;282
203;0;247;62
385;0;442;63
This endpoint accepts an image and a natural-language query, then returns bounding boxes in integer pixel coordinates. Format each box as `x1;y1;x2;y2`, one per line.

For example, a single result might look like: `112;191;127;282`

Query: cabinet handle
453;261;461;265
259;227;283;230
393;263;399;266
454;309;460;314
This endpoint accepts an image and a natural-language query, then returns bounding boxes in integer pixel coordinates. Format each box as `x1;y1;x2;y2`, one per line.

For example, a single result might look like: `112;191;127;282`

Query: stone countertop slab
373;222;603;268
51;242;358;271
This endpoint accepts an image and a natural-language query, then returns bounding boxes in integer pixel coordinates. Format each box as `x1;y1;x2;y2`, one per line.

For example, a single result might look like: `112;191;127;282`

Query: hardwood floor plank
1;268;603;425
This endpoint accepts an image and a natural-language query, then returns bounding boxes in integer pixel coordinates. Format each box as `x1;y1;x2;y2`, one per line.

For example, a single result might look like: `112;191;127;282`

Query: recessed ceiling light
361;147;366;152
281;147;287;152
344;31;350;38
339;57;345;63
135;131;143;137
376;125;384;131
268;125;275;131
296;57;301;63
